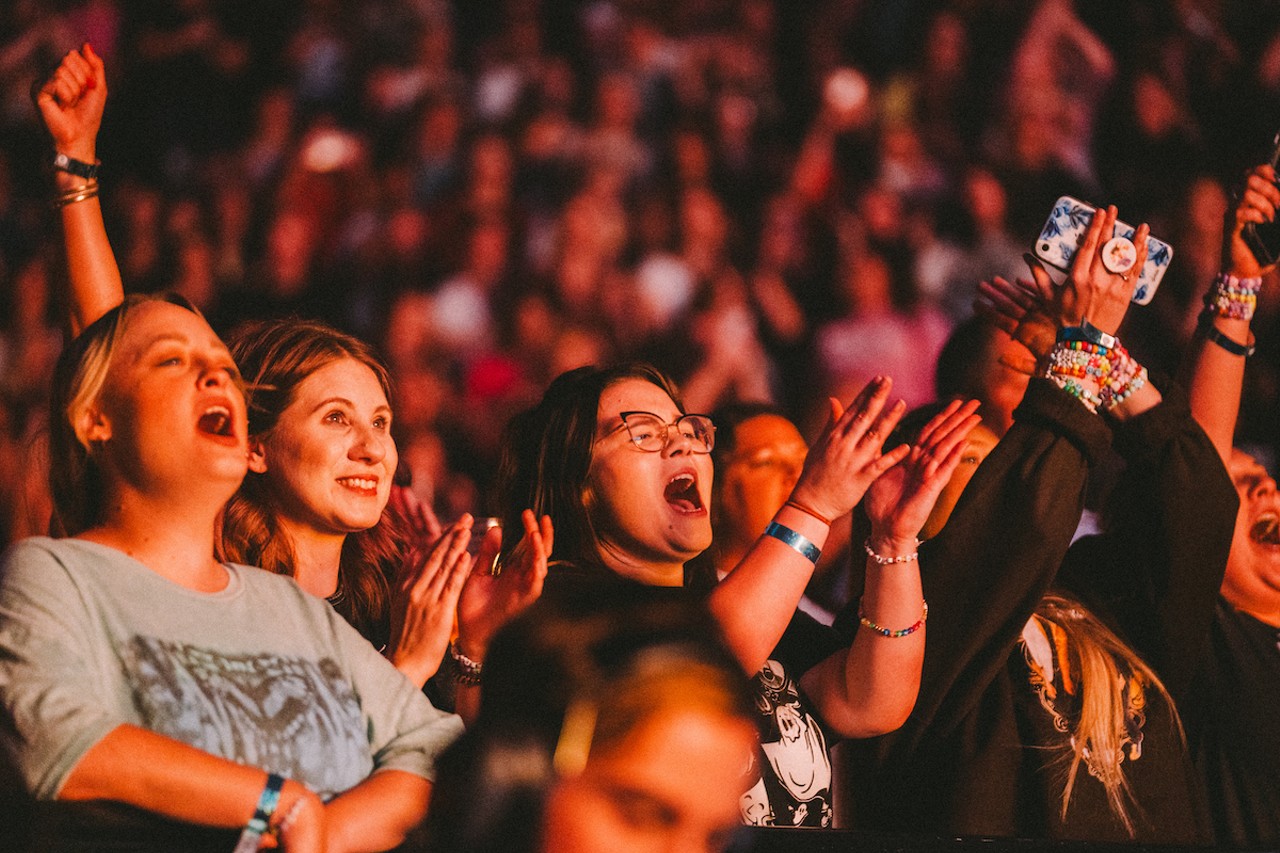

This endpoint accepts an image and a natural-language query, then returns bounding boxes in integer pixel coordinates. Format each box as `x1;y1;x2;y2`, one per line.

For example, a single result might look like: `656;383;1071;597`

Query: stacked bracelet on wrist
764;520;821;565
864;537;920;565
1044;337;1147;413
53;179;98;209
1204;272;1262;322
232;772;285;853
858;599;929;638
449;640;483;687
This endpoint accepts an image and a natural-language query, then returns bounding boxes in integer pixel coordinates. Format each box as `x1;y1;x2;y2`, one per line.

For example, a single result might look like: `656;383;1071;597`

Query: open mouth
1250;512;1280;546
663;472;705;514
197;405;235;438
337;476;379;494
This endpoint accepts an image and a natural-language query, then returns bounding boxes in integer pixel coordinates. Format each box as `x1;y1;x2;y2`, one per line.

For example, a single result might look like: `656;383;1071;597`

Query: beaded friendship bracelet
863;537;920;565
1204;272;1262;321
765;520;821;565
232;773;285;853
858;600;929;638
1044;337;1147;413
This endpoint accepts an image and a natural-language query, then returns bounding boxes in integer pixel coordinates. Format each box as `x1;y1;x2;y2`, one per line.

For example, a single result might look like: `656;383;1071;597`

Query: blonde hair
50;294;199;536
1031;595;1184;837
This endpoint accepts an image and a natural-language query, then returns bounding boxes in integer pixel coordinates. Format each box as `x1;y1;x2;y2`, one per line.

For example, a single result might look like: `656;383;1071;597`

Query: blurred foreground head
417;597;758;853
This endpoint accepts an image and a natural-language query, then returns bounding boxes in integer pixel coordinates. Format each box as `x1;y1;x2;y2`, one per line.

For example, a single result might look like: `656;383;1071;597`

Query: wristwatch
1197;314;1256;357
52;152;100;181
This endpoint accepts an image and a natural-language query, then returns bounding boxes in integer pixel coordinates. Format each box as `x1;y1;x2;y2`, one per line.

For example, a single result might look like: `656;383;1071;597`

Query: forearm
47;120;122;334
324;770;431;853
59;724;311;829
51;160;122;335
708;504;829;673
910;381;1109;724
802;548;924;737
1180;312;1250;463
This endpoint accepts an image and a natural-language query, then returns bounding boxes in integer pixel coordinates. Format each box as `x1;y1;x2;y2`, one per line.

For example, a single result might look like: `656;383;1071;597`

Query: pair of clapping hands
383;490;551;690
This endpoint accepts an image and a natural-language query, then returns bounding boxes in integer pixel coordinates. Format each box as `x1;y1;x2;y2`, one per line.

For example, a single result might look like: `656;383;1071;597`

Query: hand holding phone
1240;130;1280;270
1034;196;1172;304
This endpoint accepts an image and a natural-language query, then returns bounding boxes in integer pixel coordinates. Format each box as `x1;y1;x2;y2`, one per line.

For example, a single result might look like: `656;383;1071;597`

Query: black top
834;378;1234;845
539;559;844;830
1184;600;1280;849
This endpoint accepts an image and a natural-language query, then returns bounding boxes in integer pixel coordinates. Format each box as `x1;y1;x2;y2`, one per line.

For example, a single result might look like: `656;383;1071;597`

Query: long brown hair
496;363;685;571
49;294;201;537
218;318;399;646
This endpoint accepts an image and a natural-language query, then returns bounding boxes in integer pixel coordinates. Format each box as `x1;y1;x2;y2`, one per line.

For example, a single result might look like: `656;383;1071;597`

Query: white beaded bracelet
864;537;920;565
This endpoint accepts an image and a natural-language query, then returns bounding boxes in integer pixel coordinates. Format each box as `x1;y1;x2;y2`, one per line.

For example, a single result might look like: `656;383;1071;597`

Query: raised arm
34;44;123;334
1179;165;1279;461
898;204;1152;730
800;399;980;737
709;376;908;673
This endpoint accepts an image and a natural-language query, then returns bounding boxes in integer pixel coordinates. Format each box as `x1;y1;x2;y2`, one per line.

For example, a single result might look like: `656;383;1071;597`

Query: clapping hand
454;509;552;668
787;376;910;523
863;399;982;550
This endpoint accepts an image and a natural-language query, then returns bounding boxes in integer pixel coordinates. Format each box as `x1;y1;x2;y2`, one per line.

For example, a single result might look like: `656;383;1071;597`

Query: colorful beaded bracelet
859;600;929;638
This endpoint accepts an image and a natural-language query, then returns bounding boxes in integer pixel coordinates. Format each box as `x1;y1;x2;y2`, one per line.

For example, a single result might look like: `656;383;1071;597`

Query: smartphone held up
1034;196;1173;305
1242;129;1280;267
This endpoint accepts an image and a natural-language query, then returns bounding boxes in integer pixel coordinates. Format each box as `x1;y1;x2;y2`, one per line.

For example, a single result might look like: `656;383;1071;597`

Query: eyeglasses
617;411;716;453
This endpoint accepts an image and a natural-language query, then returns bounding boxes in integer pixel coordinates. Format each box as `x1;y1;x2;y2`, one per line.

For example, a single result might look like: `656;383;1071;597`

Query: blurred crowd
3;0;1280;548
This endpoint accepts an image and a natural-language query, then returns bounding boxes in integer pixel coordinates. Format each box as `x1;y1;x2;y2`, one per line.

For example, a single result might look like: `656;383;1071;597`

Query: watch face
53;153;97;179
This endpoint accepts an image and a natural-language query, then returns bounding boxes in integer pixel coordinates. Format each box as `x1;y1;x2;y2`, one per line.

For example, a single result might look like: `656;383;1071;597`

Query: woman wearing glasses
498;362;980;827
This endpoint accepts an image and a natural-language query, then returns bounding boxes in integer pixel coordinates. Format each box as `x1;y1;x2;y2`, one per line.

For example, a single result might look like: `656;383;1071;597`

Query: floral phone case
1034;196;1173;305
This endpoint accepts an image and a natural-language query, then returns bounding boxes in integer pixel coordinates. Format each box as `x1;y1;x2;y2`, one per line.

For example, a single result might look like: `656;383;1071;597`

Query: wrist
864;535;920;566
867;532;918;555
453;632;488;665
783;488;837;528
449;640;483;688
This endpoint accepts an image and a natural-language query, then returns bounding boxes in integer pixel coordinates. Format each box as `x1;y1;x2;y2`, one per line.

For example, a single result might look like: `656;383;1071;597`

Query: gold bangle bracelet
53;184;99;209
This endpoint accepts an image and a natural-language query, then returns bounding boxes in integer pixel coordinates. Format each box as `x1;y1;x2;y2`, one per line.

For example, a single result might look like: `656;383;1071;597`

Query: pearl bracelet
863;537;920;565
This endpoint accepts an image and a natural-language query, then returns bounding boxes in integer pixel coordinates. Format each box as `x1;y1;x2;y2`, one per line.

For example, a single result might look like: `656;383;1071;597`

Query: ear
75;405;112;448
247;438;269;474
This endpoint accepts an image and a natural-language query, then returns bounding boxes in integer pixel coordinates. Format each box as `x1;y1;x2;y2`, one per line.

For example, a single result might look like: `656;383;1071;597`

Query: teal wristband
765;521;821;565
233;772;285;853
1057;319;1118;349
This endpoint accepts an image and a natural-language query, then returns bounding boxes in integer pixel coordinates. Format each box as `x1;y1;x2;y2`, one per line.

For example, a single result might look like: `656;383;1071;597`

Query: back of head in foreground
416;596;758;853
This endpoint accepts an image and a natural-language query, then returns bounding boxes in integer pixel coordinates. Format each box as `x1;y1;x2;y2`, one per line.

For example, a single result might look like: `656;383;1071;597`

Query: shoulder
1;536;90;585
228;564;334;614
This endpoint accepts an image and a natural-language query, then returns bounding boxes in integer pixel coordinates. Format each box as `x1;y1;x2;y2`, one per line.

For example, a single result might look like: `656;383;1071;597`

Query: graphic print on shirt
739;658;832;827
123;636;371;797
1020;615;1147;780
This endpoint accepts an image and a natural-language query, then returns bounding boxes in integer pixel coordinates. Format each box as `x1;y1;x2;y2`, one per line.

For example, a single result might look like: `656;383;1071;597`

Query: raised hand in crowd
33;44;121;334
801;398;981;736
713;375;909;670
1182;163;1280;460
